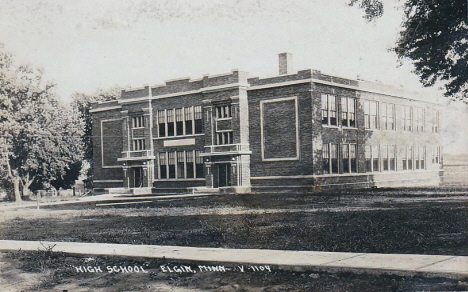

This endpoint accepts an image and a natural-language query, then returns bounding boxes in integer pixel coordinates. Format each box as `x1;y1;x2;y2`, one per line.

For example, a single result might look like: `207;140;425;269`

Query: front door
217;163;231;187
133;167;143;188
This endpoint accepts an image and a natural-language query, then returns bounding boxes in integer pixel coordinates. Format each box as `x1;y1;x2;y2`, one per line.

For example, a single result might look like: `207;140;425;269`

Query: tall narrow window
195;150;204;178
341;97;356;127
159;152;167;179
194;106;203;134
432;110;439;133
177;151;185;178
342;144;349;173
168;152;176;179
415;108;424;132
322;143;330;174
433;146;440;164
186;151;194;178
185;107;193;135
321;95;328;125
407;146;413;170
321;94;337;126
365;145;372;172
381;103;395;130
364;100;378;129
415;146;420;169
389;145;396;171
420;146;426;169
382;145;389;171
341;144;357;173
331;144;339;174
402;106;412;131
167;109;175;136
158;110;166;137
402;145;408;170
175;108;184;136
372;145;379;172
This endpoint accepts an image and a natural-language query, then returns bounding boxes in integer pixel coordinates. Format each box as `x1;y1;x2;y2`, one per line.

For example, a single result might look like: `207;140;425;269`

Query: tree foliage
351;0;468;100
0;46;84;201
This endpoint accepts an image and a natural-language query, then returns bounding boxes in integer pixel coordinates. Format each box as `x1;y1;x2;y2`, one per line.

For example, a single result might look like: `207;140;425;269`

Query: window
194;106;203;134
323;144;330;174
215;104;232;119
402;146;413;170
414;108;424;132
175;108;184;136
364;100;378;129
158;150;204;179
168;152;176;178
159;152;167;179
185;107;193;135
158;106;202;137
132;139;145;151
402;106;412;131
216;131;233;145
321;94;337;126
158;110;166;137
323;143;338;174
167;109;175;136
365;145;379;172
381;145;396;171
132;116;145;128
381;103;395;130
342;144;357;173
431;110;439;133
341;97;356;127
186;151;194;178
432;146;441;164
414;146;425;169
195;150;204;178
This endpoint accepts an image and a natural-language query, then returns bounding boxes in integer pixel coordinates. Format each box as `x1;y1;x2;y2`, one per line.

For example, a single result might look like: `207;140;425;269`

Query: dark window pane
159;124;166;137
196;164;204;178
169;165;175;178
168;122;175;136
159;166;167;179
195;120;203;134
185;120;193;135
186;164;194;178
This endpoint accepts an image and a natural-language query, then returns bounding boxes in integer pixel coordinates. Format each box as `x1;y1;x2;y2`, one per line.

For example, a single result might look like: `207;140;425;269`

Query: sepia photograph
0;0;467;291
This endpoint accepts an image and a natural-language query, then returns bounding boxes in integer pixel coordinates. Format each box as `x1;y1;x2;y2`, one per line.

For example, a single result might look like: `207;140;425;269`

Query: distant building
90;53;443;194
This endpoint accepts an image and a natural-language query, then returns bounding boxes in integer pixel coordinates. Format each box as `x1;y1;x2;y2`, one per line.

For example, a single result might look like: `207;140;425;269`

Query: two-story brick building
90;53;443;194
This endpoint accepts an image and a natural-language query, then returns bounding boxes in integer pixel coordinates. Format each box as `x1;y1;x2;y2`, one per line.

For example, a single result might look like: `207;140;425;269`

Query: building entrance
216;163;231;188
133;167;143;188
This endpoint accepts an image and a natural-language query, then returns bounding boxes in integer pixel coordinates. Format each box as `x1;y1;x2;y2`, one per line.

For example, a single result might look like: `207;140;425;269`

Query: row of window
321;94;439;133
157;106;203;137
158;150;204;179
322;143;442;174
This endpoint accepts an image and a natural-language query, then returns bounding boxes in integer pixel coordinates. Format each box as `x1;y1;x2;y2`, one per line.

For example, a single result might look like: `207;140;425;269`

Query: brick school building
90;53;443;194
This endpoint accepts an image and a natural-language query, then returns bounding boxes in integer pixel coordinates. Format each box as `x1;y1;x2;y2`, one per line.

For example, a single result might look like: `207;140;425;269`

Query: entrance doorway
216;163;231;188
133;167;143;188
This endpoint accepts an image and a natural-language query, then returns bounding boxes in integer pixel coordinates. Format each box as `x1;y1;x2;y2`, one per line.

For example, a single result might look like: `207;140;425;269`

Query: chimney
278;52;293;75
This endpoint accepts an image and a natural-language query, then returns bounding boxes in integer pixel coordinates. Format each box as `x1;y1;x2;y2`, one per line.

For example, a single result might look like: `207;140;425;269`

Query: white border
260;96;300;161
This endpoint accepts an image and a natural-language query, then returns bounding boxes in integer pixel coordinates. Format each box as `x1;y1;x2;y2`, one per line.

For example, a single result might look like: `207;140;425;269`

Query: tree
71;87;121;188
350;0;468;101
0;47;84;202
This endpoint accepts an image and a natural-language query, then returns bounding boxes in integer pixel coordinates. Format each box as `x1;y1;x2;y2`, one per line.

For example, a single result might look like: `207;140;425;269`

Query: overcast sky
0;0;441;101
1;0;466;154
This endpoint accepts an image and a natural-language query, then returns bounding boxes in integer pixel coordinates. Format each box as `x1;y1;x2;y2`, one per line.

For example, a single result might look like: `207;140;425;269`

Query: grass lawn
3;251;468;292
1;191;467;255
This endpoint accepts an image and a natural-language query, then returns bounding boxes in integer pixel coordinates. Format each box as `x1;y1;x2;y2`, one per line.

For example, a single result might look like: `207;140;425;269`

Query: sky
0;0;466;154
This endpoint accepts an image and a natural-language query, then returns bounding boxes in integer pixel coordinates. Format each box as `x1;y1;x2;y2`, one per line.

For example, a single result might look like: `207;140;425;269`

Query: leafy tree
350;0;468;100
0;47;84;202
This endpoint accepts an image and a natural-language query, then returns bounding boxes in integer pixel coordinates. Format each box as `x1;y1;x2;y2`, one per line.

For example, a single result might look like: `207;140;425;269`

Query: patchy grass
2;251;468;292
1;198;467;255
